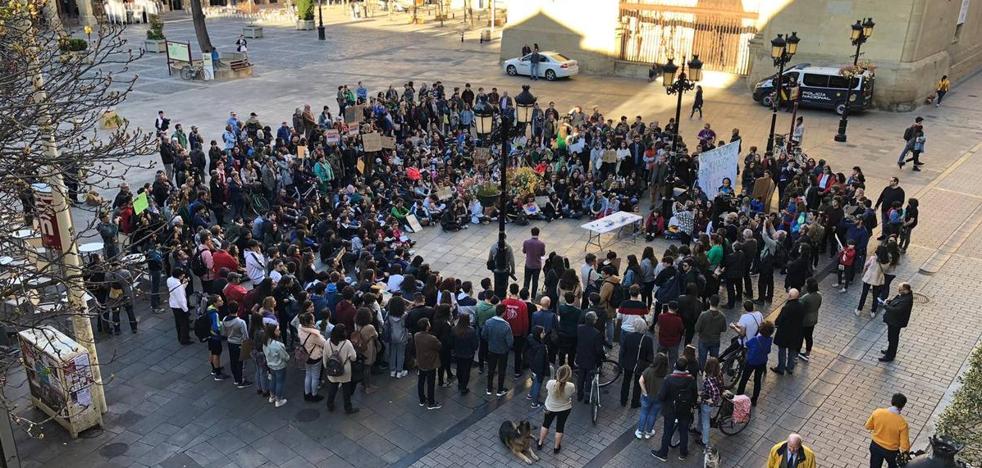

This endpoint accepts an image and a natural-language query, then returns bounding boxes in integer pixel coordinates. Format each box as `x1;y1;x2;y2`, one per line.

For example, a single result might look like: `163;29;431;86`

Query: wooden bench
229;59;251;72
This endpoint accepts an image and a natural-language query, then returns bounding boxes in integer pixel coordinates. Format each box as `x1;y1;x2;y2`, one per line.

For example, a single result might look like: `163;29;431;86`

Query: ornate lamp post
765;31;800;153
515;85;535;137
317;0;325;40
834;18;874;142
660;55;703;154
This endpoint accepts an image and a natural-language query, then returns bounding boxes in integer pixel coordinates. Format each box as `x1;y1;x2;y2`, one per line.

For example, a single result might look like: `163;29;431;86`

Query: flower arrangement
508;166;541;198
839;60;876;78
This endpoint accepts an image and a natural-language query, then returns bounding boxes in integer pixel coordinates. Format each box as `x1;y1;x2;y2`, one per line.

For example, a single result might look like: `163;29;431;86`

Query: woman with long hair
640;246;657;308
622;254;643;290
856;245;889;318
298;312;327;402
449;314;478;395
537;364;575;454
557;268;581;306
432;304;455;387
262;323;290;407
324;323;359;414
636;352;669;439
698;357;724;446
354;308;379;392
878;237;902;304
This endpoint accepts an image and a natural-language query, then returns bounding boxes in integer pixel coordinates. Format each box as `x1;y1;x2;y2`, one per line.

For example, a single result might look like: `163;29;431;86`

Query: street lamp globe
687;55;703;82
862;17;875;38
770;34;786;59
474;98;494;136
786;32;800;56
661;58;678;88
850;20;863;42
515;85;536;124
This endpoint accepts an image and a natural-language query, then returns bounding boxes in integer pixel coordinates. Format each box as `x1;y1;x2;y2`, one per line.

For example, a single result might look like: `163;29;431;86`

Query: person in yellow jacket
767;433;816;468
935;75;950;107
865;393;911;467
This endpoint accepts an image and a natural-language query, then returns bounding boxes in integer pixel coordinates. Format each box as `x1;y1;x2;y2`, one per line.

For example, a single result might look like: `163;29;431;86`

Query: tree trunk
190;0;214;53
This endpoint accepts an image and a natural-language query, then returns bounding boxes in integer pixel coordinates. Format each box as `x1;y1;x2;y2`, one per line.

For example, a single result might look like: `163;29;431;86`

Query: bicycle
587;358;622;425
671;391;751;447
718;337;746;389
246;189;270;217
179;63;203;81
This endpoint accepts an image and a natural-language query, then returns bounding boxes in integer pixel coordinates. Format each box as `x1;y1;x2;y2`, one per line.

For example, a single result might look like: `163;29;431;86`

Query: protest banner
362;132;382;152
696;141;740;199
324;129;340;145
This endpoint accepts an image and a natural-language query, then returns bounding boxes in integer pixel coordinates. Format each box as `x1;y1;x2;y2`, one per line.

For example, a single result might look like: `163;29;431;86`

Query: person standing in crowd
450;314;478;395
297;313;326;401
772;288;804;376
262;323;289;408
899;199;919;254
526;325;549;408
482;304;514;397
502;283;530;378
522;227;546;299
385;297;410;378
698;357;724;448
574;311;605;401
598;265;622;344
556;291;582;367
694;295;727;369
856;247;888;318
414;317;443;410
880;283;914;363
935;75;950;107
618;320;653;408
799;278;822;361
865;393;911;467
875;178;905;239
167;268;191;344
488;235;515;299
222;306;251;389
635;352;668;439
650;357;698;462
767;433;817;468
205;295;227;380
736;320;773;407
324;323;359;414
537;365;575;454
106;261;138;334
657;302;684;364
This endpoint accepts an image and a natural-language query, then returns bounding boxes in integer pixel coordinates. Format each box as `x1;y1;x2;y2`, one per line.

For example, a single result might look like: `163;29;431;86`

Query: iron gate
619;0;759;75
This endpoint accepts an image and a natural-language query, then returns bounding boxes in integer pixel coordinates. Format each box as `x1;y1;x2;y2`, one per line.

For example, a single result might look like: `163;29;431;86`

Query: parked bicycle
179;63;203;81
587;358;622;425
671;391;751;447
718;337;746;389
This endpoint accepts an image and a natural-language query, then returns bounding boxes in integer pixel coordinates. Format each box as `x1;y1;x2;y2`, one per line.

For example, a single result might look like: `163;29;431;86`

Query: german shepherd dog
499;420;540;465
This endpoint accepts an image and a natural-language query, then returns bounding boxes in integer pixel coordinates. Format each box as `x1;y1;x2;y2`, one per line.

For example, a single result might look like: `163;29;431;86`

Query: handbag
240;338;254;361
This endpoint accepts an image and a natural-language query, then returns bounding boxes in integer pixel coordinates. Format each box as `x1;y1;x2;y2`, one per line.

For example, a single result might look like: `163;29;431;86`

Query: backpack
654;272;682;304
324;342;347;377
190;247;208;277
193;312;212;342
903;126;914;141
584;269;603;297
672;375;695;413
350;329;368;359
606;280;625;308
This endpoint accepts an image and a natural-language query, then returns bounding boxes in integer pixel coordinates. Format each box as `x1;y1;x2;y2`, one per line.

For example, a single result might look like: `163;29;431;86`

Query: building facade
501;0;982;110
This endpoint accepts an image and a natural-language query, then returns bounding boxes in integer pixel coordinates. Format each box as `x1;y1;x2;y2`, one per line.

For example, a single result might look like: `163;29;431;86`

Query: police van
752;64;874;115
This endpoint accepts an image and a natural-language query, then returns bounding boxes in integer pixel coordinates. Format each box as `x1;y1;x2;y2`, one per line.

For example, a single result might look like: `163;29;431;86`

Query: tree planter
477;193;501;207
242;24;263;38
296;20;315;30
144;39;166;53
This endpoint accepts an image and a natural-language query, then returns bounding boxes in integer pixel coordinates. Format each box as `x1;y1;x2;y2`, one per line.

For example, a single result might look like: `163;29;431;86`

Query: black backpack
193;313;212;342
655;272;682;304
190;247;208;277
606;280;625;308
903;126;914;141
672;375;695;413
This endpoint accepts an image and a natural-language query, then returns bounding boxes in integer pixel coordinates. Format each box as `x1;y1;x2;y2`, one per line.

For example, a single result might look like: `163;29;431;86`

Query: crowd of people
77;77;922;464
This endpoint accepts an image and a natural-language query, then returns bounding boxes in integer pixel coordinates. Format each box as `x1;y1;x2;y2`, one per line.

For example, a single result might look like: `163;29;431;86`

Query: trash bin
480;29;490;43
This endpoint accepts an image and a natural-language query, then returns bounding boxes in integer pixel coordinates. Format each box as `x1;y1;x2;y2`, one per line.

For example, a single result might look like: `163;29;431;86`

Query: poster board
344;104;366;123
356;158;365;174
346;126;360;138
132;192;149;214
296;144;307;159
696;141;740;199
405;213;423;233
324;129;340;145
166;41;191;63
381;135;396;150
362;132;382;152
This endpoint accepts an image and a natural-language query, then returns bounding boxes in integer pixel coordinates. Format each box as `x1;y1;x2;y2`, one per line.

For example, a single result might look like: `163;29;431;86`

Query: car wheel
761;95;773;107
545;69;557;81
835;103;847;115
506;65;517;76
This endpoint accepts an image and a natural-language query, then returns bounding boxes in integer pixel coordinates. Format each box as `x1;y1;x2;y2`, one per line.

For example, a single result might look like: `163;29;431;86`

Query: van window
782;71;800;85
802;74;829;87
827;75;852;89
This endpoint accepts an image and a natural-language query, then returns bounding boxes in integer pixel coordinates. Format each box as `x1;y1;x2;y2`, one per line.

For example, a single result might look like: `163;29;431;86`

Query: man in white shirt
167;268;192;344
244;240;267;285
730;299;764;347
580;253;602;308
387;265;405;292
268;260;285;285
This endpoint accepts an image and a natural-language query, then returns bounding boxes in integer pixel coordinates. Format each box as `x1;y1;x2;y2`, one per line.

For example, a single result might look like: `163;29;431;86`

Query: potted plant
474;182;501;207
100;109;128;129
296;0;315;30
57;36;89;62
144;14;166;53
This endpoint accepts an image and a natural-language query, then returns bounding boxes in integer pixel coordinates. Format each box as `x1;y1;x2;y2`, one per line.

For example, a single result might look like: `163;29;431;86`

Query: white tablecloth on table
580;211;643;234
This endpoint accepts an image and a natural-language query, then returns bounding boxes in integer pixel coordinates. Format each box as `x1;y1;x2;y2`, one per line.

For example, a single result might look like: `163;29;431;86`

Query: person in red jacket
657;301;685;365
833;239;857;293
223;273;248;317
333;286;357;334
211;245;242;277
501;283;529;378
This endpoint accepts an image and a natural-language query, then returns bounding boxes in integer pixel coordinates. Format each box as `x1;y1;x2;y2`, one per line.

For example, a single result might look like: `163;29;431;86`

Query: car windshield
546;53;570;62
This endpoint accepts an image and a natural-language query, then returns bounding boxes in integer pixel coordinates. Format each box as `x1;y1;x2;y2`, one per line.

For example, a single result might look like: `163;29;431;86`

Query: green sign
166;41;191;63
133;192;149;215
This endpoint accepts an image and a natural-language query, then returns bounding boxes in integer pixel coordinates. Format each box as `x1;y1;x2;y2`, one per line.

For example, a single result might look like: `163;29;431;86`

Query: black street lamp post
834;18;874;142
660;55;703;154
317;0;325;40
765;32;800;154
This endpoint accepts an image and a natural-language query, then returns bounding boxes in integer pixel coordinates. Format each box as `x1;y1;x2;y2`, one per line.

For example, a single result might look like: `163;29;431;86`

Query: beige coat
323;339;357;383
298;326;327;361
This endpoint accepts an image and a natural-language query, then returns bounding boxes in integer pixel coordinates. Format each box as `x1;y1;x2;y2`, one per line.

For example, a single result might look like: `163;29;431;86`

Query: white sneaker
268;396;276;403
831;282;840;287
644;431;654;440
390;371;397;378
869;310;877;319
399;370;408;378
854;308;862;317
635;430;644;439
275;398;287;408
840;287;847;293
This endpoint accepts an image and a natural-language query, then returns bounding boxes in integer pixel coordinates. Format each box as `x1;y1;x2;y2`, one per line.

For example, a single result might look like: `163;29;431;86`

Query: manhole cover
99;442;129;458
295;409;320;422
912;292;930;304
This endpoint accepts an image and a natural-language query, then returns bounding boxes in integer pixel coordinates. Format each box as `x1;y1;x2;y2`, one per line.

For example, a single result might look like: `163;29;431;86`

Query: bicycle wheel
251;193;270;215
717;413;749;436
597;358;622;388
721;351;744;389
590;376;600;425
180;66;193;81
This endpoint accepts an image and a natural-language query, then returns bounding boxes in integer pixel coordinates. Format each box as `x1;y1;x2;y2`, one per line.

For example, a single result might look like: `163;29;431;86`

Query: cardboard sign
602;149;617;163
405;214;423;233
381;135;396;149
356;158;365;174
347;126;360;138
133;192;149;215
296;145;307;159
344;104;365;123
436;186;453;200
362;132;382;152
324;129;340;145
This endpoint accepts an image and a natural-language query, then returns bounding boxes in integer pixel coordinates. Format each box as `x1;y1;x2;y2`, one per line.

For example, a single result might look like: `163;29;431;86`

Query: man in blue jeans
529;45;541;81
651;357;698;461
693;295;727;369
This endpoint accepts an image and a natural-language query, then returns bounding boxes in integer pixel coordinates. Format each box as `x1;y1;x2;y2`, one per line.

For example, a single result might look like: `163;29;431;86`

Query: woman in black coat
448;314;478;395
526;326;550;407
771;292;805;375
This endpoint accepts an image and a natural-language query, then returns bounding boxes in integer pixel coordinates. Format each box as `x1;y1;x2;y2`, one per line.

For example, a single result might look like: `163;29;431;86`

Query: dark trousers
620;368;641;407
478;335;488;370
655;415;691;458
455;357;472;392
523;267;541;298
641;282;655;308
438;349;453;385
575;367;593;401
802;326;815;354
493;272;509;300
486;352;507;392
326;380;355;411
870;441;899;468
742;272;754;299
724;277;743;308
112;305;137;332
885;324;902;359
858;283;883;312
417;369;436;405
172;308;191;343
512;335;526;375
228;343;243;384
557;335;576;368
758;268;774;302
149;269;162;309
736;363;766;404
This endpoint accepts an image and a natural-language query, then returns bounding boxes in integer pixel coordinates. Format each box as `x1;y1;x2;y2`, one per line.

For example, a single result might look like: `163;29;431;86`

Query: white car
503;51;579;81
